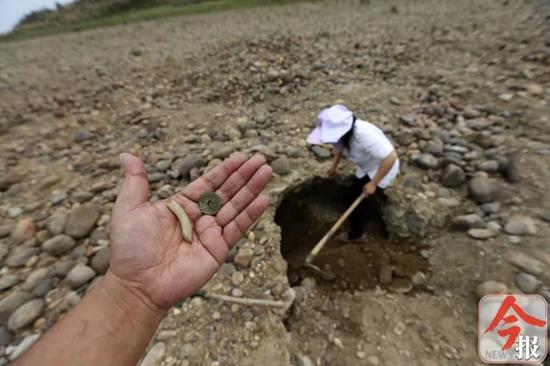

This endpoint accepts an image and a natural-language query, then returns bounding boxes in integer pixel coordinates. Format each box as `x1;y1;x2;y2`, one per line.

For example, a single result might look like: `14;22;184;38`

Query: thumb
114;153;150;214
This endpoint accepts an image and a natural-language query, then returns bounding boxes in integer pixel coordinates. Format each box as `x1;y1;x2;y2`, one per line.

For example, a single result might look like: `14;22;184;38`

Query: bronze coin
199;192;222;215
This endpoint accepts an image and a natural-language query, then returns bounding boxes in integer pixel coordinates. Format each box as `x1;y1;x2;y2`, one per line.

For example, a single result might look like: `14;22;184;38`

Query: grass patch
0;0;314;42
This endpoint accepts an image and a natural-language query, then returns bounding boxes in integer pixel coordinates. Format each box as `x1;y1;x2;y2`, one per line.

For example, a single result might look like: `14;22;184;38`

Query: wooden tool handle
305;194;365;264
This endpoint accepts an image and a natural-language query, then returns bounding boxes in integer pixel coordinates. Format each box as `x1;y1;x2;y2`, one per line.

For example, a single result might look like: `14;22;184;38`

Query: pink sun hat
307;104;354;145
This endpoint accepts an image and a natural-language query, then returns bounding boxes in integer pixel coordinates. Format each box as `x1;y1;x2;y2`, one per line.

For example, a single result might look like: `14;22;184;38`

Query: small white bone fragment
167;200;193;242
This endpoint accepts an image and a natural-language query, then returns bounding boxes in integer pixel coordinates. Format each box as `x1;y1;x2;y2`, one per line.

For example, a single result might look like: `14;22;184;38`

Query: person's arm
14;152;272;366
327;148;343;176
363;150;397;197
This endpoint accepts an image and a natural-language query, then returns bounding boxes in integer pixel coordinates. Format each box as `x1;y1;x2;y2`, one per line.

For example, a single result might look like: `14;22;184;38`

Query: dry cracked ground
0;0;550;365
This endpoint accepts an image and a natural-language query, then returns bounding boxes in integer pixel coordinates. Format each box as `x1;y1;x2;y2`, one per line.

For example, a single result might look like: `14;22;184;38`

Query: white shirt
337;119;399;188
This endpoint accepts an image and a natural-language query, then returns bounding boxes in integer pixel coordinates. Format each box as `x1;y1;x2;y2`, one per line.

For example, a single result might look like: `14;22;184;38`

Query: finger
223;194;271;248
215;155;266;204
114;153;149;214
195;216;225;265
216;164;272;226
181;153;247;202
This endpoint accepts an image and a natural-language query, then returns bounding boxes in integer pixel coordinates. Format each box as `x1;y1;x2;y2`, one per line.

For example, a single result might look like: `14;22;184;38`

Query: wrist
100;270;166;329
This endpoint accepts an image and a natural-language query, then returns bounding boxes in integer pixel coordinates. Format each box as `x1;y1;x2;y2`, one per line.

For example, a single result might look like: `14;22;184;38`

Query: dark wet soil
275;178;429;291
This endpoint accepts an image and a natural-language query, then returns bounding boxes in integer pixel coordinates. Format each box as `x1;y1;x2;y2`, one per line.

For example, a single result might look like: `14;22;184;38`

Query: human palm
108;153;272;310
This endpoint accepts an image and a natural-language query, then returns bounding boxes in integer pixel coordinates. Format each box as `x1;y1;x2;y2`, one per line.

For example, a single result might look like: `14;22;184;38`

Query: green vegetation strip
1;0;315;42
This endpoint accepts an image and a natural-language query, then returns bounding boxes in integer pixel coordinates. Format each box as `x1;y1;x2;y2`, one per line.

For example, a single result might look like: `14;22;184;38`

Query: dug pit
275;178;429;293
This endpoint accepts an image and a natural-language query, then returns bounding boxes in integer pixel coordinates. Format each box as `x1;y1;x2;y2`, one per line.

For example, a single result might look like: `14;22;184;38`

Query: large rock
504;216;537;236
441;164;465;188
42;234;76;256
7;299;45;331
468;177;499;203
0;292;33;324
67;264;96;289
64;203;100;238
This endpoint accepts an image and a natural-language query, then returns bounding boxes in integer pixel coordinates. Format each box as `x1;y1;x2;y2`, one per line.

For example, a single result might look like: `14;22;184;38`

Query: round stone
199;192;222;215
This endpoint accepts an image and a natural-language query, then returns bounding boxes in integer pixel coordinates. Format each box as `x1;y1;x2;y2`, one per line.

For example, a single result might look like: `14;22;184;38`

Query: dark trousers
347;175;385;240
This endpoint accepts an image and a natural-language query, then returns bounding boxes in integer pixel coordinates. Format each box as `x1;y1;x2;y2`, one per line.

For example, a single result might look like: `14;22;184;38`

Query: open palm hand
108;153;272;310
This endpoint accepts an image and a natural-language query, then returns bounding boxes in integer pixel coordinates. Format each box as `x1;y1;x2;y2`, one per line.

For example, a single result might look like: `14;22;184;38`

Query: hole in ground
275;177;429;292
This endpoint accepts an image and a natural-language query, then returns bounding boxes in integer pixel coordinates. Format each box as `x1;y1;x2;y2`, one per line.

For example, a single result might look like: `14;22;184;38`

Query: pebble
516;272;540;293
504;215;537;235
42;234;76;256
67;264;96;289
7;299;45;331
0;292;34;324
22;268;49;291
468;177;499;203
11;218;36;242
0;224;11;238
139;342;166;366
47;209;69;235
6;247;40;267
441;164;465;187
476;281;508;299
478;160;500;173
8;207;23;218
508;235;521;244
468;228;498;240
480;202;500;214
400;113;417;126
270;155;290;175
8;333;40;361
367;355;380;365
311;146;331;159
0;326;13;346
217;263;236;279
0;275;19;292
415;153;439;169
32;278;53;297
175;154;205;179
231;271;244;286
91;247;110;274
508;252;544;275
50;191;68;205
294;355;313;366
64;203;100;238
233;248;253;268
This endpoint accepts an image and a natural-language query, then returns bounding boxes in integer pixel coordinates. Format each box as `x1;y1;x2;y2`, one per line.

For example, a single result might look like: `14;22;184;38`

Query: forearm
14;271;166;366
371;151;397;186
331;149;343;169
